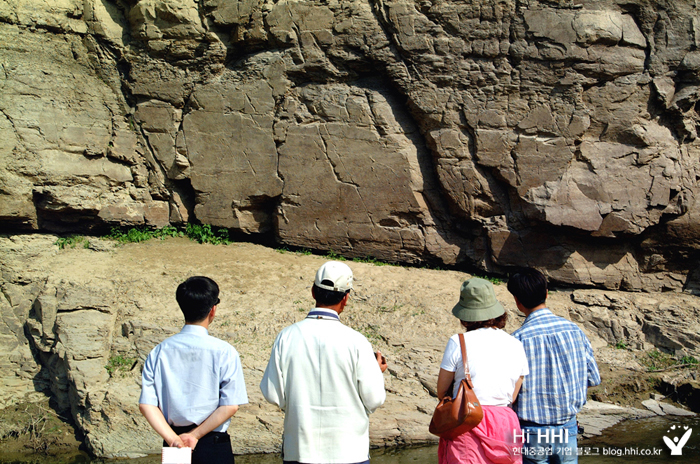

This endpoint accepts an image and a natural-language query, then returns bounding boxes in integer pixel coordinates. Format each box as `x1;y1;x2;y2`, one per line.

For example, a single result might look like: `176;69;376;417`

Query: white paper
162;446;192;464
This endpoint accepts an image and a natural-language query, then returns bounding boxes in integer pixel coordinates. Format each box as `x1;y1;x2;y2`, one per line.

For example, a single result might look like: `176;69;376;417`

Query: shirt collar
180;324;209;336
522;307;552;324
306;308;340;321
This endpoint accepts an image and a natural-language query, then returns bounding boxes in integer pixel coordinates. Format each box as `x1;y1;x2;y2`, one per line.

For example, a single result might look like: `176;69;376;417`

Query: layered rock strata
2;2;700;289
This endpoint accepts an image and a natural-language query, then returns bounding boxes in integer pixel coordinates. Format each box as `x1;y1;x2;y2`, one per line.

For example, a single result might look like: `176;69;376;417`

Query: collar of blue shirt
180;324;209;335
522;307;553;323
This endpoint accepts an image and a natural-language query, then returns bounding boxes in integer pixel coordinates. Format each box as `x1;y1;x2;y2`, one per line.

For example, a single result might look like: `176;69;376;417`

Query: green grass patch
638;350;698;372
105;355;136;376
352;256;394;266
277;246;314;256
325;250;346;261
357;324;382;343
640;350;675;371
476;274;505;284
55;235;90;249
185;223;231;245
106;224;231;245
378;303;404;312
108;225;182;243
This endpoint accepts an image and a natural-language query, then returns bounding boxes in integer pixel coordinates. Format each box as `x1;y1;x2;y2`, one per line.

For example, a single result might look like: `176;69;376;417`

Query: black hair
312;282;349;306
461;313;508;331
506;268;548;310
176;276;220;323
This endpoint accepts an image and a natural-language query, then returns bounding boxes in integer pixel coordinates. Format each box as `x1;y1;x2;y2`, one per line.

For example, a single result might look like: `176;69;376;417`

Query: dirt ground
1;236;698;459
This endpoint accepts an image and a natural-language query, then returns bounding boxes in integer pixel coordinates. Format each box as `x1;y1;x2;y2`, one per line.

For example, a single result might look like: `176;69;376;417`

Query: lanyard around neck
306;310;340;321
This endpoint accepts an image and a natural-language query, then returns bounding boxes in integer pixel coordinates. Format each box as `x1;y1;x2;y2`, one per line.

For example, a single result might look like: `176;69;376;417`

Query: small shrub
158;225;183;238
614;340;628;350
185;223;231;245
108;227;152;243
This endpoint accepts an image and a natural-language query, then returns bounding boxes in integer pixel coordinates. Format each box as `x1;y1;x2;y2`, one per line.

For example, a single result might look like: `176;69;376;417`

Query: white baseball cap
314;261;353;292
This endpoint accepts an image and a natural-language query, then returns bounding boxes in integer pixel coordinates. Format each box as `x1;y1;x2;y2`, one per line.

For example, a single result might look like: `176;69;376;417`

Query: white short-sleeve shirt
440;327;529;406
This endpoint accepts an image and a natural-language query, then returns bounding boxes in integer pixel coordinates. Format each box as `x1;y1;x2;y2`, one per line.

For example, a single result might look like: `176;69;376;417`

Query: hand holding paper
162;446;192;464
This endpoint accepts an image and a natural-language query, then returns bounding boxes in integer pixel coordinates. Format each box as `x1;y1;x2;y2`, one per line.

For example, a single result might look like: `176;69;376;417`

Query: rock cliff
2;1;700;290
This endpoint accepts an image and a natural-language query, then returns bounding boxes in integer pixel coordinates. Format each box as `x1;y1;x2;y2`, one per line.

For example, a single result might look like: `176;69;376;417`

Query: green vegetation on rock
107;225;182;243
639;350;699;372
105;355;136;376
54;235;90;249
106;224;231;246
185;223;231;245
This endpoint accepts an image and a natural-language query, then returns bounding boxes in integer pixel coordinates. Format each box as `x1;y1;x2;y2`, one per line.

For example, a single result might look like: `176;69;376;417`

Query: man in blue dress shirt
140;276;248;464
507;268;601;464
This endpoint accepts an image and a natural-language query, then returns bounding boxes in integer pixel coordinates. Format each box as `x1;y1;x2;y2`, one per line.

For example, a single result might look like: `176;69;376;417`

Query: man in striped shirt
507;268;601;464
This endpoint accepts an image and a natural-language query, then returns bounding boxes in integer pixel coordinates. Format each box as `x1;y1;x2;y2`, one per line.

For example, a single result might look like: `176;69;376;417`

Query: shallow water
1;416;697;464
576;415;699;463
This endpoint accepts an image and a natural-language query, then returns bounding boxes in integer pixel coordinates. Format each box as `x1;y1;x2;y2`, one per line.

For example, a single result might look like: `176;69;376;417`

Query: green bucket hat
452;277;505;322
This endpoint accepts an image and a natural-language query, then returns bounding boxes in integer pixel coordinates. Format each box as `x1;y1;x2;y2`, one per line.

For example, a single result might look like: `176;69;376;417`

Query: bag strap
458;333;475;388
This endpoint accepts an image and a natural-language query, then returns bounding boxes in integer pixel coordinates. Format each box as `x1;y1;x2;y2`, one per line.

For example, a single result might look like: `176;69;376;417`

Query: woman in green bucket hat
436;277;529;464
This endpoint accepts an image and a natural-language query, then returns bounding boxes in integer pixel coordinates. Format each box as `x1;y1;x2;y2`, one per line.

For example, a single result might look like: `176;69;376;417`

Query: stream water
1;416;697;464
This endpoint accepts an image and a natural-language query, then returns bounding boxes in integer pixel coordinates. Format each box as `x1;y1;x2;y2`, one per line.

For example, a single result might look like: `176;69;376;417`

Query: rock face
2;1;700;291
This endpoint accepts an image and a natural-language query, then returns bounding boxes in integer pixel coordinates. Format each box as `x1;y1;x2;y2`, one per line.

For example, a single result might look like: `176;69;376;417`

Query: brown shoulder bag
428;333;484;440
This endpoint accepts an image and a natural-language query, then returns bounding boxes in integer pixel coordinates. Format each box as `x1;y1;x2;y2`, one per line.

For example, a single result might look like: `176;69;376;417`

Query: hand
169;436;185;448
179;433;199;449
375;351;388;373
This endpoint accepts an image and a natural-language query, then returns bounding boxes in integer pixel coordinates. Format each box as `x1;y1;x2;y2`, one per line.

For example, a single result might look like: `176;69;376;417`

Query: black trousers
167;425;234;464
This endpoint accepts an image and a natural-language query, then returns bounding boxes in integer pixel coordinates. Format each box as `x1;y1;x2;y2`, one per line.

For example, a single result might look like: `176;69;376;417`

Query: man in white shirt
260;261;388;464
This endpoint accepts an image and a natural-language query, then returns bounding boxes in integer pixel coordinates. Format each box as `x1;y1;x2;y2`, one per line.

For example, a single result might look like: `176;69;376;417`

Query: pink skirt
438;405;522;464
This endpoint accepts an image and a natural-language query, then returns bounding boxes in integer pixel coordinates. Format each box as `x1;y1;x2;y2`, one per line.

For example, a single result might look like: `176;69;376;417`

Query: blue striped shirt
512;308;601;425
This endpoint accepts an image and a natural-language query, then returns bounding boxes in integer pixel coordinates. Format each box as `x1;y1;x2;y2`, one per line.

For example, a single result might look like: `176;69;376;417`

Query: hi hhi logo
663;425;693;456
